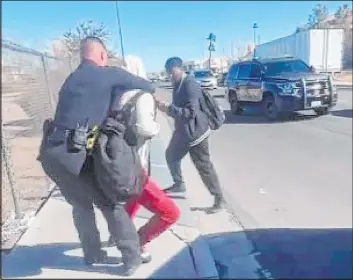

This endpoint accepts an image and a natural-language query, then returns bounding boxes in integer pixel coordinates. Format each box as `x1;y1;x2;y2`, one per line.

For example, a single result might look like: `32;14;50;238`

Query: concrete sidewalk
1;133;218;279
334;81;352;88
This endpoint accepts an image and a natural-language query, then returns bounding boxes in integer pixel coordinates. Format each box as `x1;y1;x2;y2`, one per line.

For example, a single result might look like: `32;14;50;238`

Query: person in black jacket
156;57;225;213
39;36;155;274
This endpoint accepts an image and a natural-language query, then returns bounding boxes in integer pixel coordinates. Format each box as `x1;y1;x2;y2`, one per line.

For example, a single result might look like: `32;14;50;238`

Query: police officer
39;36;155;275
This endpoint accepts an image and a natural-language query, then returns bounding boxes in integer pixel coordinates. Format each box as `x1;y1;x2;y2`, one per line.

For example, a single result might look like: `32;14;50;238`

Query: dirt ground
2;92;53;248
334;71;353;83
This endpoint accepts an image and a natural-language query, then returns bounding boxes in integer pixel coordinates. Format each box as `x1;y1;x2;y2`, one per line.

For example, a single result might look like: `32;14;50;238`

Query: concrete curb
149;127;219;279
334;82;352;88
336;84;353;89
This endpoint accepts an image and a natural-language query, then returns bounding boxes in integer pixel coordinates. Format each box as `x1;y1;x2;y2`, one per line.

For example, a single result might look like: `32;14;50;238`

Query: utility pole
115;1;125;62
253;22;258;58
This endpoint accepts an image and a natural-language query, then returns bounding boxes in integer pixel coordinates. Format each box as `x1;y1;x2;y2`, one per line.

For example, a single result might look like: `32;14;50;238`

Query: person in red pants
107;55;180;263
108;172;180;263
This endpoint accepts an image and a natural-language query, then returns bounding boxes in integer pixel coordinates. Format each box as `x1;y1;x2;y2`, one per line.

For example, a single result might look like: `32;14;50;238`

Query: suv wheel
314;107;329;116
263;95;279;120
229;93;241;115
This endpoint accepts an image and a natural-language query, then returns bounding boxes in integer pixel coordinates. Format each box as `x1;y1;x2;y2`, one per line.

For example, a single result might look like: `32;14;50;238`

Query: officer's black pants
165;134;223;198
40;155;140;264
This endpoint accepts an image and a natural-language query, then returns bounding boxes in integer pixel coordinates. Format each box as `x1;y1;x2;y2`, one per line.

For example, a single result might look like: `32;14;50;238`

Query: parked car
159;74;171;82
193;70;218;90
147;73;160;83
218;72;228;87
224;57;338;120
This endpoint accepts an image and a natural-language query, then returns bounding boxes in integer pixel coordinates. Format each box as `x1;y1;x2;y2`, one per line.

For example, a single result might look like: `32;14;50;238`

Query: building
202;56;232;73
183;57;231;73
183;59;204;72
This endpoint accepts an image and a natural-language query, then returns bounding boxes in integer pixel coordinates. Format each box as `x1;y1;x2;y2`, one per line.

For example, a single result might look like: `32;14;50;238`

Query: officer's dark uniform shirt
54;59;155;130
45;59;155;176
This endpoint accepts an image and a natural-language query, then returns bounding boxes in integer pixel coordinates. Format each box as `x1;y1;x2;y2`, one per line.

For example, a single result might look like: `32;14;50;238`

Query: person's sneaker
140;246;152;263
164;184;186;193
122;258;142;276
84;249;108;266
207;196;225;214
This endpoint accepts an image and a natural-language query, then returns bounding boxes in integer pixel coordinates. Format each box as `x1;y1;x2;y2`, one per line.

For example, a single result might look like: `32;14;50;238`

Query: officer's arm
166;80;199;120
105;66;156;93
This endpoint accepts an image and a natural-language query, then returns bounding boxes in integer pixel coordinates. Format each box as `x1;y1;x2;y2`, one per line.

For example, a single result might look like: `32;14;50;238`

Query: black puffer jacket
92;115;145;203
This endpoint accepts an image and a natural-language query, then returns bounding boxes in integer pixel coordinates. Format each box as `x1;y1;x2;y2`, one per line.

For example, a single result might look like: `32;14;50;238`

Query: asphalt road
158;83;352;279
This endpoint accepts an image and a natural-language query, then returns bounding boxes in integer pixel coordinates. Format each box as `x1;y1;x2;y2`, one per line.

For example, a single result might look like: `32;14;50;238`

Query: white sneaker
140;246;152;263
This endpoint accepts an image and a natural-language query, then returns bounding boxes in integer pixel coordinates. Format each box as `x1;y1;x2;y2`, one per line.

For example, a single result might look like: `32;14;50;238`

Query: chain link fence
1;41;74;245
1;40;124;248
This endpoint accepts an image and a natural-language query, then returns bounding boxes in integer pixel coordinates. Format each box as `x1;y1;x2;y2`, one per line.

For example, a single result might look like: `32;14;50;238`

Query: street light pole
207;33;216;69
252;23;258;58
208;43;212;69
115;1;125;62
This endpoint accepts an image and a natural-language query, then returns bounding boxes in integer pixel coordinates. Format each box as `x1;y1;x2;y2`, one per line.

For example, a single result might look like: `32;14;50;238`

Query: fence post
2;126;21;219
41;55;56;114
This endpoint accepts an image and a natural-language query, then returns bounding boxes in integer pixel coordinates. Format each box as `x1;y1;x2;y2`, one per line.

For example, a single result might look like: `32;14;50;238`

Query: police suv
224;57;338;120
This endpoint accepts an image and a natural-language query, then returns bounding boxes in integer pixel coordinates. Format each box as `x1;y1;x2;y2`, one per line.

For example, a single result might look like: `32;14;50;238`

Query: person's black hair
165;57;183;72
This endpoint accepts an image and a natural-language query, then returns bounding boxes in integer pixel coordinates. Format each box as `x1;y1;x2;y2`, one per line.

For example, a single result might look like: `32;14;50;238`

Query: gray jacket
167;74;210;147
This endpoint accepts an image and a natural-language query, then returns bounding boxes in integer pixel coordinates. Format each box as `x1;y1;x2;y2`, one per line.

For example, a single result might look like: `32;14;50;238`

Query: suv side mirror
261;66;267;78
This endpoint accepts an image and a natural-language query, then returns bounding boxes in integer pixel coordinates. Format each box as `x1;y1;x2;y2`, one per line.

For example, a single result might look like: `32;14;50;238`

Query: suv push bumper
274;94;337;112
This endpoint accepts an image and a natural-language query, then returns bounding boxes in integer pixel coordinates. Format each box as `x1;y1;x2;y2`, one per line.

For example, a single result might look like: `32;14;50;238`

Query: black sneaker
164;184;186;193
84;249;108;266
122;258;142;276
107;235;115;247
206;196;225;214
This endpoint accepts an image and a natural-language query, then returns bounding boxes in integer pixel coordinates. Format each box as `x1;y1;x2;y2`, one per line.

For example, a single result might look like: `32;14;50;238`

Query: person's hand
156;99;168;112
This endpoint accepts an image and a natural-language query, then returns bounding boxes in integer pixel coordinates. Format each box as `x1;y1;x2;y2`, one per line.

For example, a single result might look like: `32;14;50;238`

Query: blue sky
2;1;352;71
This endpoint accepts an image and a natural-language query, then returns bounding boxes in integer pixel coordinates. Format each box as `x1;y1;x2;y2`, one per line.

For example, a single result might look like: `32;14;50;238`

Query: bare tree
295;26;307;34
295;4;345;33
333;4;352;28
62;20;117;60
307;4;330;29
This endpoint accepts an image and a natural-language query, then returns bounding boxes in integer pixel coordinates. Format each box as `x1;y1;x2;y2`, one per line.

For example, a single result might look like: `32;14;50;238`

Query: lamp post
253;22;258;58
207;33;216;69
115;1;125;62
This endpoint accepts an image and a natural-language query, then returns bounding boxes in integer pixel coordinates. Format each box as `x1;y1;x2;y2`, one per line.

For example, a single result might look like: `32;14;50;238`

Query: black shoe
107;235;115;247
122;259;142;276
207;196;225;214
84;249;108;266
164;184;186;193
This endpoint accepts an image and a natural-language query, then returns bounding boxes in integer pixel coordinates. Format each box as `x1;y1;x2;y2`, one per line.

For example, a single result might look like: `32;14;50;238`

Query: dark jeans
165;133;223;198
40;153;140;264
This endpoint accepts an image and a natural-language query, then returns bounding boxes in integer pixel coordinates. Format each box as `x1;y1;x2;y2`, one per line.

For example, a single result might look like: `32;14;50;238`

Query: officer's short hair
80;36;107;57
165;57;183;72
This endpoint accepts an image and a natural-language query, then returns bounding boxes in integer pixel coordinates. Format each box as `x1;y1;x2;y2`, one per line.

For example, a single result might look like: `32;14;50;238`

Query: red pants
124;172;180;246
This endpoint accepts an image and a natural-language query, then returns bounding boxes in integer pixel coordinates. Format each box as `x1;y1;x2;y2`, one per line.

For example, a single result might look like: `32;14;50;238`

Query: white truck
255;29;344;73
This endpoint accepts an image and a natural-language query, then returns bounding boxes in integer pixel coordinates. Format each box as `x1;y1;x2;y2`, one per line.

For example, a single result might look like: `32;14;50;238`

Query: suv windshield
264;60;310;76
194;71;212;78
